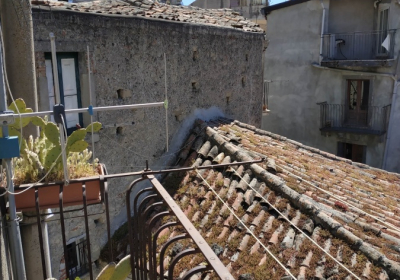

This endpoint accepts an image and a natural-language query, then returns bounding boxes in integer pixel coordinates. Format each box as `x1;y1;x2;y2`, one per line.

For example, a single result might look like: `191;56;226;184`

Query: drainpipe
42;209;54;278
319;0;326;65
382;78;400;170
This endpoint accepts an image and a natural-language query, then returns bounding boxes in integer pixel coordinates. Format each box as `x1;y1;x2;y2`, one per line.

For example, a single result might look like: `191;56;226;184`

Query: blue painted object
0;136;20;159
88;105;93;116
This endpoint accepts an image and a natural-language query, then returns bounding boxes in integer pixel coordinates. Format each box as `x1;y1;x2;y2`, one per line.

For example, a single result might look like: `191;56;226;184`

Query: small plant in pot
1;99;103;211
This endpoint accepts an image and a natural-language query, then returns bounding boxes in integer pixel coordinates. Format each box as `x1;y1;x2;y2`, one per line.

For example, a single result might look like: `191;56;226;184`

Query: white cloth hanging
381;34;391;52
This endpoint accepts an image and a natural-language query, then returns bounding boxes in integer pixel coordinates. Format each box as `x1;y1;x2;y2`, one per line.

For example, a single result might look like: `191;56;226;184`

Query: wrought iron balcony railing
2;160;265;279
317;102;391;135
321;30;396;63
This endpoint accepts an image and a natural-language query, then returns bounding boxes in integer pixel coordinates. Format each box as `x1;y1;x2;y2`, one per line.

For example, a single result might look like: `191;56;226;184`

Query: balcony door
345;80;369;127
377;4;389;56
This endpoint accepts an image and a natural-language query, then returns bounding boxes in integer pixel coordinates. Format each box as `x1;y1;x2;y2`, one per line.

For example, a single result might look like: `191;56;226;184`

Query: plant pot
14;165;105;212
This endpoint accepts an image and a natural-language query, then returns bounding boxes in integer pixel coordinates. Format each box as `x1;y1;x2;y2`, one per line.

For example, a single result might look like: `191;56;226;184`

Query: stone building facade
15;1;265;279
262;0;400;172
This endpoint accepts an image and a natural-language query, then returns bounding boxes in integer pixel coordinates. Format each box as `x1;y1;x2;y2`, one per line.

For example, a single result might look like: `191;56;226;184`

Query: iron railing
126;174;235;280
1;160;266;279
317;102;391;135
322;30;396;61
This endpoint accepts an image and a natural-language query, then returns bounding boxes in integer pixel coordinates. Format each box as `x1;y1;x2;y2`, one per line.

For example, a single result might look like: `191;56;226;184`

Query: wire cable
274;158;400;234
232;124;400;234
231;168;362;280
196;170;297;280
0;23;23;151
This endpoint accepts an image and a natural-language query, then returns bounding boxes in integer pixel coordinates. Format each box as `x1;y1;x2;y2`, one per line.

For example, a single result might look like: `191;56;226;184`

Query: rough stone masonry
24;2;265;278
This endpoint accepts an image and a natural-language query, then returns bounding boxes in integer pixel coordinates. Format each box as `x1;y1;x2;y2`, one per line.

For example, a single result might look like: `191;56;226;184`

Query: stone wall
30;8;263;279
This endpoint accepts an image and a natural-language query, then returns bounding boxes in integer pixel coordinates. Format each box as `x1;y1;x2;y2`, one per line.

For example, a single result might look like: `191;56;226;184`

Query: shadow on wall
104;106;225;249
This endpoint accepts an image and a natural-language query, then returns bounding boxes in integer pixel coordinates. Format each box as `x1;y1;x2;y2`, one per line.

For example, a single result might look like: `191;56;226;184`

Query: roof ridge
233;120;400;177
205;124;400;279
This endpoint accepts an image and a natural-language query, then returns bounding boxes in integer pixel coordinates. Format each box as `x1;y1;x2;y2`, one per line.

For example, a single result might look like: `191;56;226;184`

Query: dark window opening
345;79;370;127
337;142;366;163
45;52;83;135
67;239;89;279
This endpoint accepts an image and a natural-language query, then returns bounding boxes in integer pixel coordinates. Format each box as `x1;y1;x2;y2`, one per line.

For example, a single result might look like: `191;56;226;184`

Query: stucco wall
262;0;400;170
31;8;263;279
328;0;375;33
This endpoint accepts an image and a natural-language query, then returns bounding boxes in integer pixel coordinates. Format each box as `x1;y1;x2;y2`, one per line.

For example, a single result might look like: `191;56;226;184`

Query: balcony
321;30;396;68
317;102;391;136
1;160;267;280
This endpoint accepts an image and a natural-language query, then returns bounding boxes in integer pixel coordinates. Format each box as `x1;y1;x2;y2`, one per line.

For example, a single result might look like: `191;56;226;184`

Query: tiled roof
161;118;400;279
31;0;264;33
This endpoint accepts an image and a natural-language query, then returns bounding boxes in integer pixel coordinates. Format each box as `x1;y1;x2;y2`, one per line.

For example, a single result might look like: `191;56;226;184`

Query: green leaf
85;122;102;133
110;255;131;280
31;116;46;128
68;140;88;153
67;129;87;149
95;262;116;280
44;145;61;169
44;122;60;145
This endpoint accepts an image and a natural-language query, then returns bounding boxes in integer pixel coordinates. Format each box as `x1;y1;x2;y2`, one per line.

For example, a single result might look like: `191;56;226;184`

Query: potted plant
1;99;103;211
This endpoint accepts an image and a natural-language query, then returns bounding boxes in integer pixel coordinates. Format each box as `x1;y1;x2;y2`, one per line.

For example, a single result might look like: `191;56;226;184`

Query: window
67;238;89;279
45;53;83;134
262;80;270;112
345;79;370;127
377;4;390;56
337;142;366;164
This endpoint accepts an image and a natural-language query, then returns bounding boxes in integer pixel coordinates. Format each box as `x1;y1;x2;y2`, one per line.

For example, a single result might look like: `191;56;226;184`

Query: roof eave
261;0;311;17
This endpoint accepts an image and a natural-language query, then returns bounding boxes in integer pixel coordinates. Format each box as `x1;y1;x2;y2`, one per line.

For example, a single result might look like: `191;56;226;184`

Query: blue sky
181;0;286;7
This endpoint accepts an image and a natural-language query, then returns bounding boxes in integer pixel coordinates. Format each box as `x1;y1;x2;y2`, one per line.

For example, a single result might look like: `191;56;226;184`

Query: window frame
45;52;83;135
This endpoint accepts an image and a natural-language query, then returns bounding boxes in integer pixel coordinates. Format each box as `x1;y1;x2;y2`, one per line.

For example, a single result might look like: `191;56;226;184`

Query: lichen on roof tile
162;118;400;279
31;0;264;33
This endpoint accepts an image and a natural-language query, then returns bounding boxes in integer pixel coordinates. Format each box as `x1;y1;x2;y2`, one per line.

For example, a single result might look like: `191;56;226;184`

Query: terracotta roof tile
159;118;400;279
32;0;264;33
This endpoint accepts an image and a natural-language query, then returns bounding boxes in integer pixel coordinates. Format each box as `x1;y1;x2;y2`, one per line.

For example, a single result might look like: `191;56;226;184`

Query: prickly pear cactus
67;129;87;151
8;98;33;129
95;263;116;280
110;255;131;280
68;140;88;153
44;122;60;146
44;145;62;169
86;122;102;133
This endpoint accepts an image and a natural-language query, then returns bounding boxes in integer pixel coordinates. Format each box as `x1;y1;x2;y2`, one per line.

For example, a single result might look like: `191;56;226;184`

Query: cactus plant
8;98;103;185
94;255;132;280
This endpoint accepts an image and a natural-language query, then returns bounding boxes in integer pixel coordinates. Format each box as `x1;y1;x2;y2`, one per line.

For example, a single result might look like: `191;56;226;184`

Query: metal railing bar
148;174;234;280
35;188;47;280
147;211;170;279
168;248;200;280
102;178;113;263
141;201;163;280
0;102;165;118
152;220;178;279
181;265;210;280
128;182;150;280
59;183;69;280
12;159;265;191
159;234;189;279
137;191;157;280
82;183;93;280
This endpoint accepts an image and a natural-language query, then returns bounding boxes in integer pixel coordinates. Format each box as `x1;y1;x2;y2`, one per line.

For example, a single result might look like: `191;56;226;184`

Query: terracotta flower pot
14;165;105;212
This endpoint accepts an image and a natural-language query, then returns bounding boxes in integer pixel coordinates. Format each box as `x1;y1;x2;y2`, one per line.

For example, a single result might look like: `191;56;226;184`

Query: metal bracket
6;212;23;222
0;110;15;126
